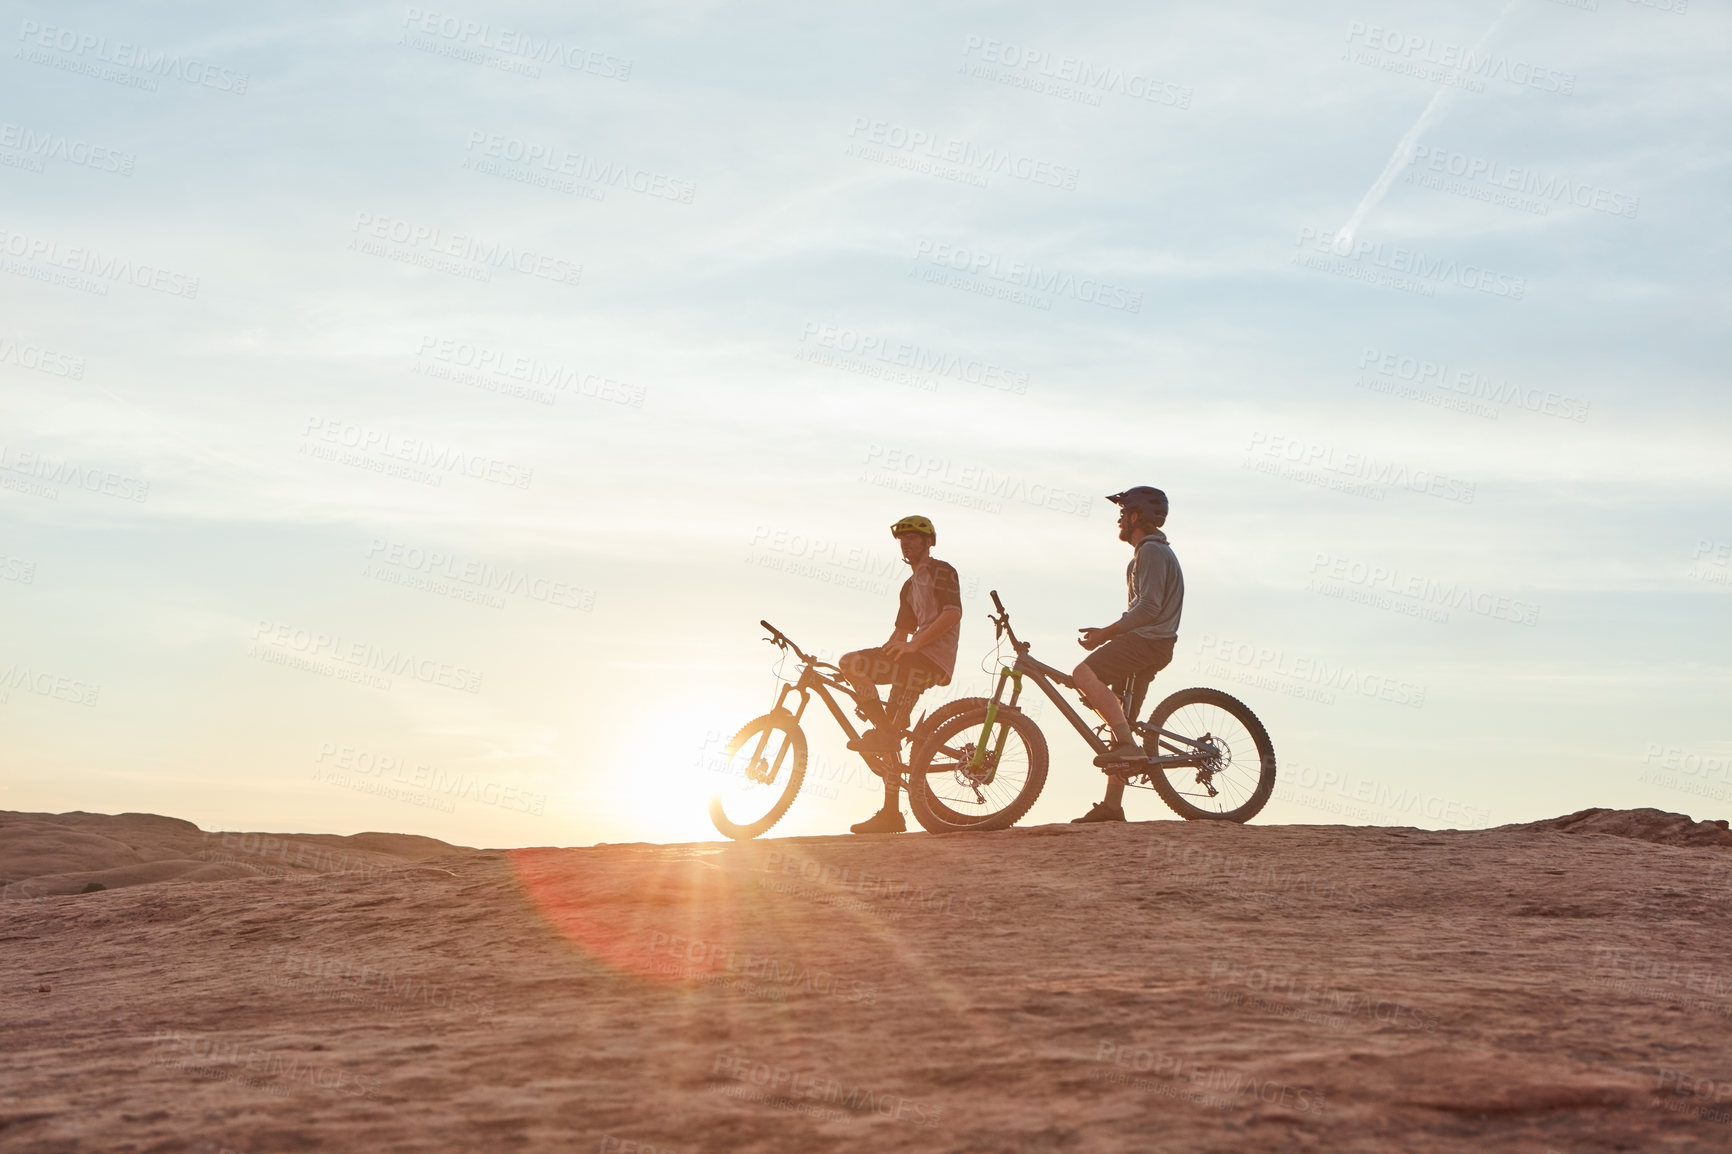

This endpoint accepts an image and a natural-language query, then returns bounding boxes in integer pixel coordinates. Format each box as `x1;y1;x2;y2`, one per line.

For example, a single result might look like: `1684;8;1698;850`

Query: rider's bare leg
877;762;900;807
886;682;920;733
838;650;892;729
841;655;906;830
1073;661;1134;745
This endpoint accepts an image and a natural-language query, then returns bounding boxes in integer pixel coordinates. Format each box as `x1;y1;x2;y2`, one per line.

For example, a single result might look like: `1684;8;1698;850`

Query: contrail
1335;0;1518;247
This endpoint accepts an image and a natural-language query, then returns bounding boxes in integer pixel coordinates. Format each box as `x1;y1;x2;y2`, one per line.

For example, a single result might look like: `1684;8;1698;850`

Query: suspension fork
968;668;1024;776
749;684;806;783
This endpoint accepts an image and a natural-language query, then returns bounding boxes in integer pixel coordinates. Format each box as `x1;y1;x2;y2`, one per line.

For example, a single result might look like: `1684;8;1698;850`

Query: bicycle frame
768;662;872;749
977;593;1218;771
745;621;902;786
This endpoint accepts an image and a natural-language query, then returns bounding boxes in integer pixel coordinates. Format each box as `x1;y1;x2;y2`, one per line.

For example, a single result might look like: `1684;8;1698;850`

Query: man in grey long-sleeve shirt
1071;486;1184;823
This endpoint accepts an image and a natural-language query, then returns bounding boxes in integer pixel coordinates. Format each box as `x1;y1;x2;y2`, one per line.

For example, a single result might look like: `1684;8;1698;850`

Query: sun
600;696;759;844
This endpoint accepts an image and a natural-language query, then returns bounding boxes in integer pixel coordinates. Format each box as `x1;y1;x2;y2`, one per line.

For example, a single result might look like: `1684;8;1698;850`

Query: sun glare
603;700;757;845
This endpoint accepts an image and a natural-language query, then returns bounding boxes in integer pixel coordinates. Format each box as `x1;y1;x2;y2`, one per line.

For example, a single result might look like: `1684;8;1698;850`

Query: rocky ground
4;807;1732;1152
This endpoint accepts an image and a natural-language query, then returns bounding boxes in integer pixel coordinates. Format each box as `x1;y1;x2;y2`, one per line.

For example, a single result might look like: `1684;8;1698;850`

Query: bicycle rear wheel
1138;688;1275;822
907;704;1048;833
909;696;989;748
708;711;807;840
839;696;992;798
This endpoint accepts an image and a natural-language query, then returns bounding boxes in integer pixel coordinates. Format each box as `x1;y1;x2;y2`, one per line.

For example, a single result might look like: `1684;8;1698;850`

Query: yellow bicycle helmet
890;514;937;541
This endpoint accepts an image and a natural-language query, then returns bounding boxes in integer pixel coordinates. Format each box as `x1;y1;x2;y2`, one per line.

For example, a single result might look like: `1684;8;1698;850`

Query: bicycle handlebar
760;619;818;666
986;590;1028;654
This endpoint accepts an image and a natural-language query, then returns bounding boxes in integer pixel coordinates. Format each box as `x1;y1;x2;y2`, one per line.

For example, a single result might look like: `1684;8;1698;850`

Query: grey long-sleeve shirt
1113;530;1184;641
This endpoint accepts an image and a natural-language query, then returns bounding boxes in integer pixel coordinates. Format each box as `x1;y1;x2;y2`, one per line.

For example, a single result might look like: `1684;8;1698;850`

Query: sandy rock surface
0;810;466;899
4;808;1732;1152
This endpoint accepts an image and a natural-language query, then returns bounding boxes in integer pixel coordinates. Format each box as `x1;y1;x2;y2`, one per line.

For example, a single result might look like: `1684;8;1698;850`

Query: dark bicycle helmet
1107;486;1169;525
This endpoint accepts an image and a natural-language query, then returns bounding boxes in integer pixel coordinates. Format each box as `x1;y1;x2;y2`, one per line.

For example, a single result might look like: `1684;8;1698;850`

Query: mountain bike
708;621;1012;840
906;592;1276;832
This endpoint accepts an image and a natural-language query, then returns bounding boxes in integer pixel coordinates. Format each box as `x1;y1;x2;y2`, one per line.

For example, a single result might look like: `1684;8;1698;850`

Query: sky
1;0;1726;848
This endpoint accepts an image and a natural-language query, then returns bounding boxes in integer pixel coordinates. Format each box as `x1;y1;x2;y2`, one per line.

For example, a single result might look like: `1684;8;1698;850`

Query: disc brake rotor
947;743;995;785
1193;734;1227;795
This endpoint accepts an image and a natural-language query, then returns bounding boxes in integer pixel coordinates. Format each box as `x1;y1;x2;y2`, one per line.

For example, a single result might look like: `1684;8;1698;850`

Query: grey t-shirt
1113;531;1183;641
895;557;962;684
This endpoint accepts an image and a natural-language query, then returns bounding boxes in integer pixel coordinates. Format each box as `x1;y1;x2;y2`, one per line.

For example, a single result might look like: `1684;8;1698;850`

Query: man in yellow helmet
837;515;963;834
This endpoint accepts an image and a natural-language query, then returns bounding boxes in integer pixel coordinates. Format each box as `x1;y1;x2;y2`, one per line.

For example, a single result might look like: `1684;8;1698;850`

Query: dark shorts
840;647;945;694
1082;632;1176;717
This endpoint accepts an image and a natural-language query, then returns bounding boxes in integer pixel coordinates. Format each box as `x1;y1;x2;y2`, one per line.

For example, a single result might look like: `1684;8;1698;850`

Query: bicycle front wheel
907;704;1048;833
708;712;807;840
1140;688;1275;822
